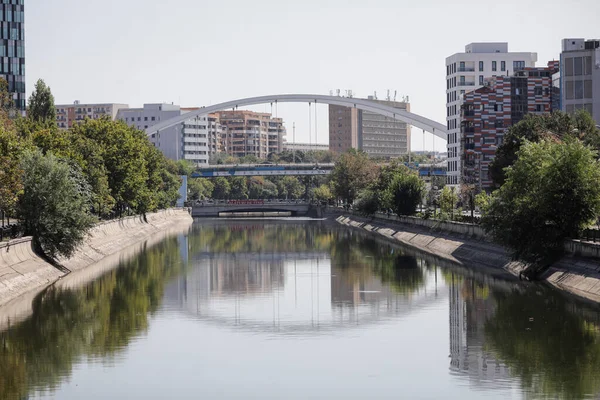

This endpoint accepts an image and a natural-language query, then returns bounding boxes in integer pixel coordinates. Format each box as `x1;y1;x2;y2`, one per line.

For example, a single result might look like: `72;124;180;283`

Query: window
575;80;584;99
144;117;148;121
459;61;465;70
492;61;497;71
151;116;156;121
479;75;484;85
564;57;574;76
501;61;506;71
479;61;484;71
585;56;592;75
137;117;141;121
536;104;543;112
574;57;583;76
585;80;593;99
513;61;525;71
534;86;542;96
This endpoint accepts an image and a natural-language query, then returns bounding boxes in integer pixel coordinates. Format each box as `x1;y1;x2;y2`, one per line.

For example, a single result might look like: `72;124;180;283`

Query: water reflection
1;220;600;399
0;235;188;400
165;221;440;334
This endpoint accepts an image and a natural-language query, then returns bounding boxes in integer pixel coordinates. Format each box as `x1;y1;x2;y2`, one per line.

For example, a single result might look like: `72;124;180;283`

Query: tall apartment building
1;0;25;112
329;96;410;158
446;43;537;186
216;110;286;159
55;101;129;129
460;62;558;190
560;38;600;124
117;104;224;165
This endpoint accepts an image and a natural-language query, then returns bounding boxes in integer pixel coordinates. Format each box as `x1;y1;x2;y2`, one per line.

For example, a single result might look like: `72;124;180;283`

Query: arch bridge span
145;94;448;139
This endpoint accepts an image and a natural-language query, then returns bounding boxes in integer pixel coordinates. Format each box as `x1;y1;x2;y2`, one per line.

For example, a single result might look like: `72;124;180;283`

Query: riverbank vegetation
328;110;600;275
0;78;181;258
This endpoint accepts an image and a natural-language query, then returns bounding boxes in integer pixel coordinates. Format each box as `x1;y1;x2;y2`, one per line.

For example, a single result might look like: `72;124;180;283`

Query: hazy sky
26;0;599;151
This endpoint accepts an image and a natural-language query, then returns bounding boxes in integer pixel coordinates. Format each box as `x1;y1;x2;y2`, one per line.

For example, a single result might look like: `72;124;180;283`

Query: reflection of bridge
146;94;448;138
191;200;320;217
193;163;333;178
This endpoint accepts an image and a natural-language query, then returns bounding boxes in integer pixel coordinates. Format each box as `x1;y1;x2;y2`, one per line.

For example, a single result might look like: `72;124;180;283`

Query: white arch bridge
145;94;448;139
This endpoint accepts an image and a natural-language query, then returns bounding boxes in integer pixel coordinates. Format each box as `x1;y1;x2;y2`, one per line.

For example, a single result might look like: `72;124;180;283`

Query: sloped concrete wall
334;214;600;304
0;237;64;307
0;208;192;309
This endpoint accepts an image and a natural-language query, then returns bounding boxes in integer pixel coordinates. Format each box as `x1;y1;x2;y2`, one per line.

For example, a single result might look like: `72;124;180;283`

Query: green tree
312;184;333;203
330;149;377;204
354;189;380;216
27;79;57;124
490;111;600;187
18;150;96;258
0;77;15;117
248;176;277;199
0;126;25;217
277;176;304;199
188;177;214;200
229;176;249;199
439;186;458;217
482;139;600;270
176;159;195;176
384;169;425;216
474;191;491;212
212;177;231;199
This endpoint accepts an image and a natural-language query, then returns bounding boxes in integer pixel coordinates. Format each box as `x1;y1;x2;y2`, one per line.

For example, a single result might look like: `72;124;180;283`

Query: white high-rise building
117;104;224;166
445;43;537;187
560;38;600;125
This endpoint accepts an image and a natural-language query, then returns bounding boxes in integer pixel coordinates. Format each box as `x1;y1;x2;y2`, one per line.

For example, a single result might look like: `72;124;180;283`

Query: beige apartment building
55;101;128;129
328;96;410;158
216;110;286;159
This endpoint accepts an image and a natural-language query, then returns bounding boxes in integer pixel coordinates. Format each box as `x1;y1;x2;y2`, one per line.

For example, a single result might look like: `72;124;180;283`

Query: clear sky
26;0;600;151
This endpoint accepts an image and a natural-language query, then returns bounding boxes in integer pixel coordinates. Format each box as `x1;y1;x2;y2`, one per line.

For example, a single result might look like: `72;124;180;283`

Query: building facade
560;38;600;125
446;43;538;187
1;0;25;112
117;104;224;165
328;96;410;158
460;62;558;190
216;110;286;159
55;101;129;129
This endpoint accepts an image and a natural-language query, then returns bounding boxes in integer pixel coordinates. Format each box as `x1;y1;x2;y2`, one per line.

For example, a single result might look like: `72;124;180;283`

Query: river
1;219;600;399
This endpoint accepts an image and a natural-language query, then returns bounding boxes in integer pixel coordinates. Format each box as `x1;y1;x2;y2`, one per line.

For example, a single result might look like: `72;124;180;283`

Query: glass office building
0;0;25;112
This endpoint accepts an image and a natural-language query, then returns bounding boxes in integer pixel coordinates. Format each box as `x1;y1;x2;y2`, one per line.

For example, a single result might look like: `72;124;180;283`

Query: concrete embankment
332;211;600;304
0;209;193;312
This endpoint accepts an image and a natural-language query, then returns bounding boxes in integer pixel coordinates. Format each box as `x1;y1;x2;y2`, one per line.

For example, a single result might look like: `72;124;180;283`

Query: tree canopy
330;149;377;204
482;138;600;270
28;79;57;124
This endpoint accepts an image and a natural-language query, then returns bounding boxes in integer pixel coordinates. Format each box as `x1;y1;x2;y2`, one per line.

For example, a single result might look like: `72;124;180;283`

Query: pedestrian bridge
191;200;321;217
193;163;334;178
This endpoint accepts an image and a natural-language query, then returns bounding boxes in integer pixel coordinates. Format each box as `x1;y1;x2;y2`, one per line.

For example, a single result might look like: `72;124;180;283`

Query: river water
1;219;600;399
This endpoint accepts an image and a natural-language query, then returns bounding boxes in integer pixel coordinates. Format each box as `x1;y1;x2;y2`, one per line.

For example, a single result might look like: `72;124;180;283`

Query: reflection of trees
330;231;426;295
485;289;600;399
0;236;186;400
188;221;335;255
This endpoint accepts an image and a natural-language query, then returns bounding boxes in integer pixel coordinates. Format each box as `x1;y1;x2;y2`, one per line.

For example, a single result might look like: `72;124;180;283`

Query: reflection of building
448;274;511;384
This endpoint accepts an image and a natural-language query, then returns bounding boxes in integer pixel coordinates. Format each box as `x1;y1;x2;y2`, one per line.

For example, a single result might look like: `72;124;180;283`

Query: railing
0;223;23;241
457;67;475;72
459;81;476;86
579;229;600;243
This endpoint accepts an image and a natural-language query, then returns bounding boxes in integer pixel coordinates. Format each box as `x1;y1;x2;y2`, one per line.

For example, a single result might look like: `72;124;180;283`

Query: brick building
460;61;559;190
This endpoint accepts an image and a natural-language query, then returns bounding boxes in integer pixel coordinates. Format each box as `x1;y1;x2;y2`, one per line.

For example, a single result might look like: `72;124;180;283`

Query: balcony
458;67;475;72
458;81;475;86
